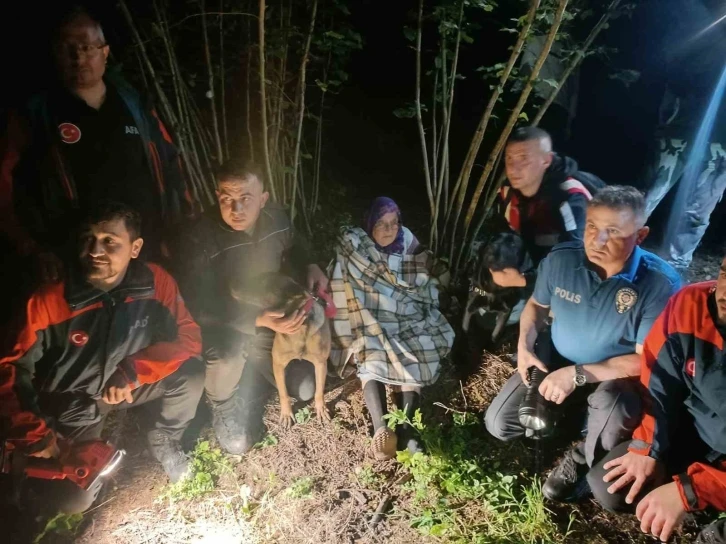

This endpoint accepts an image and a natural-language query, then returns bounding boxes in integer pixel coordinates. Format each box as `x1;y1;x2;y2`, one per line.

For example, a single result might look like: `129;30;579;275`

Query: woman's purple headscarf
364;196;405;254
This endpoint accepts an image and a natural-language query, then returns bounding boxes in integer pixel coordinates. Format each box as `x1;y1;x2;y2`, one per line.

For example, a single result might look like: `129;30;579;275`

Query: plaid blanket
328;227;455;386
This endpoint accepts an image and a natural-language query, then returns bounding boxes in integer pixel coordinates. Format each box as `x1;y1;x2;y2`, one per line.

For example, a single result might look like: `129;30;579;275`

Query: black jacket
176;205;313;341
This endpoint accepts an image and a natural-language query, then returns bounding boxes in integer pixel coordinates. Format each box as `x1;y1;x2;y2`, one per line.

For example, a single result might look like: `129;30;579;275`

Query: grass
33;513;84;544
385;408;569;543
159;440;231;503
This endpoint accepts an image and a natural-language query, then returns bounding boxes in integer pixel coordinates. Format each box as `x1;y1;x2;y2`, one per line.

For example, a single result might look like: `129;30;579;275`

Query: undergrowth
33;513;84;544
385;409;572;543
159;440;231;502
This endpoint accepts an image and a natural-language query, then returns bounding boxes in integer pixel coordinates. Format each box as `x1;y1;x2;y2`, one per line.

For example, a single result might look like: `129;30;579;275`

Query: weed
355;464;384;488
33;513;83;543
295;406;313;425
160;440;231;502
255;433;279;449
286;476;315;499
384;408;568;543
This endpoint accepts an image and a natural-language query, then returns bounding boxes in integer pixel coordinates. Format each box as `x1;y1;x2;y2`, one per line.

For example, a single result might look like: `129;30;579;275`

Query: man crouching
485;186;681;501
0;201;204;515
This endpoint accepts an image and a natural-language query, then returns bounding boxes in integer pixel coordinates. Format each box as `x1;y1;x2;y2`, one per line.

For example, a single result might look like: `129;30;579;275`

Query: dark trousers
587;440;726;543
10;358;205;515
484;333;642;467
204;329;316;434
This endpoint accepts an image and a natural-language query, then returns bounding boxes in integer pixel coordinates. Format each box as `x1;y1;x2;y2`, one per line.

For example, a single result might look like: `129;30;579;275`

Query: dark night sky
2;0;725;240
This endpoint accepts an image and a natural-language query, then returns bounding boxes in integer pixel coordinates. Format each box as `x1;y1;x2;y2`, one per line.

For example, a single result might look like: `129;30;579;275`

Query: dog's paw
279;411;295;429
315;403;331;424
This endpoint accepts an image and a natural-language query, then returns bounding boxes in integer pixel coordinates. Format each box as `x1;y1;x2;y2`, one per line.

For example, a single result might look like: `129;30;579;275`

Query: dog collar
302;287;337;318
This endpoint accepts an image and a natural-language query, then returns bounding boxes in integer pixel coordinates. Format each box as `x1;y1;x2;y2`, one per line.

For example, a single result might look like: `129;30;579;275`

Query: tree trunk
258;0;278;200
444;0;540;261
414;0;435;218
201;0;224;165
219;0;230;160
290;0;319;222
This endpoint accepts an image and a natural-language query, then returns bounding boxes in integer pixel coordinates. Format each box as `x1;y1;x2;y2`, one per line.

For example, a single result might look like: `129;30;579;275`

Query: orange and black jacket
629;282;726;512
0;72;197;257
0;260;202;454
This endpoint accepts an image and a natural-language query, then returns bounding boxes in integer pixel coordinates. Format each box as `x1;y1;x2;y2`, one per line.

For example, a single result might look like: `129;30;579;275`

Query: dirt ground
11;244;726;544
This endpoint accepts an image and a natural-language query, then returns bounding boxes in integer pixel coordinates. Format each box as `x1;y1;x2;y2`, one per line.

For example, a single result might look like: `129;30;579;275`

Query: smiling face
584;205;649;277
715;257;726;326
216;175;269;232
371;211;400;247
79;218;143;291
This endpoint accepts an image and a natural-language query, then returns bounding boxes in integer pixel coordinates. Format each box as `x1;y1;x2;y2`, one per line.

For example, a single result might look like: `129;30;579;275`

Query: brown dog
232;274;332;427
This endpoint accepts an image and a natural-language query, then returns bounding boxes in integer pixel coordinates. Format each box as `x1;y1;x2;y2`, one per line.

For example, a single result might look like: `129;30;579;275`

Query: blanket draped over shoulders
328;226;455;386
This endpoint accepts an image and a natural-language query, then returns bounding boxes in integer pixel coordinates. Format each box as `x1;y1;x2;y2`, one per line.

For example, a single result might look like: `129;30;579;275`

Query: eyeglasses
374;219;400;232
57;43;107;59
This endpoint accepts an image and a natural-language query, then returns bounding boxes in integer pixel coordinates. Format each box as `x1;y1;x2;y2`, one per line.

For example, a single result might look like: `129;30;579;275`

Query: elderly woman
328;197;455;460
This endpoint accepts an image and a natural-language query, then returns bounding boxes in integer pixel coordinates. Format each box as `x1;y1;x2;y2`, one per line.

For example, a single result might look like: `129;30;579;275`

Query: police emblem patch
615;288;638;314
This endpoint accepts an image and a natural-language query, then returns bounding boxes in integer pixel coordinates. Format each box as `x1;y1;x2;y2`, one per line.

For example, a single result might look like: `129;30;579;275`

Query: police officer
485;186;681;502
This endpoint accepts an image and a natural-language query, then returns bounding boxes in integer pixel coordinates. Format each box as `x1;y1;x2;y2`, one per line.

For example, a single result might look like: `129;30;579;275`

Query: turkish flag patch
69;330;89;347
58;122;81;144
685;358;696;378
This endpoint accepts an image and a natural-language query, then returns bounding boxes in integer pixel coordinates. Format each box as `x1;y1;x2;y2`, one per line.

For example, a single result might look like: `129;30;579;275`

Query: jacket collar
65;260;155;310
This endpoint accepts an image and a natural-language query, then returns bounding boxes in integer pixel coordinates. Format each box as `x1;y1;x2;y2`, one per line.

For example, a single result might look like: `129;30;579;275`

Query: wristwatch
573;365;587;387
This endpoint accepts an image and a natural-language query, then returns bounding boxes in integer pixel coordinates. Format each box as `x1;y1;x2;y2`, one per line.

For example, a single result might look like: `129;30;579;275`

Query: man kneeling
587;255;726;543
0;202;204;514
485;186;680;501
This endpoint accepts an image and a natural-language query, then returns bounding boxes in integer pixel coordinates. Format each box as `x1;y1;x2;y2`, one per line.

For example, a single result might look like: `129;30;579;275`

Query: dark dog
231;274;332;428
463;232;530;343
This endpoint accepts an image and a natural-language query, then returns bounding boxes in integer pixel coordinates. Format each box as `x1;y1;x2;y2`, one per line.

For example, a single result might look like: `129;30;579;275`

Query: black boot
394;390;424;455
147;430;190;483
363;380;396;460
696;519;726;544
211;399;253;455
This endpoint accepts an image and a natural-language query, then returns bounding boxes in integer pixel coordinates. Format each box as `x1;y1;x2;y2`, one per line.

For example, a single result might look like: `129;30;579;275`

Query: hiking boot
542;448;590;502
212;402;252;455
147;430;190;483
371;427;397;461
696;519;726;544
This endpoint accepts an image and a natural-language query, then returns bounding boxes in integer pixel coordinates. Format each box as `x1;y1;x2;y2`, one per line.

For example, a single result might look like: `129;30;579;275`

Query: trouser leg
362;379;389;433
581;378;642;467
394;387;423;453
204;332;248;411
484;372;529;441
104;358;205;443
644;138;687;220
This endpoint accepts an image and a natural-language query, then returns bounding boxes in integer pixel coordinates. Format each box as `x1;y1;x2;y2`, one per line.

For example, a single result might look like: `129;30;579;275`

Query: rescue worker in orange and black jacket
587;260;726;543
0;201;204;516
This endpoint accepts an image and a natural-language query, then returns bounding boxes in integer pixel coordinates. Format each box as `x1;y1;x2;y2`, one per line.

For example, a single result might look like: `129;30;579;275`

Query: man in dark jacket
0;6;195;281
587;255;726;543
176;160;327;455
489;126;598;290
0;201;204;514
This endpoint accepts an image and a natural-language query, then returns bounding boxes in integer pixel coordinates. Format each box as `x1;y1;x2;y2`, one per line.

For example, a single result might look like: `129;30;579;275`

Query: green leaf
403;26;416;42
324;31;345;40
518;112;529;122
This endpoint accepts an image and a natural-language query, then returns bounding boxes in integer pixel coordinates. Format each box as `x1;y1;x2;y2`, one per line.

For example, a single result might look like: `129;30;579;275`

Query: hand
36;252;63;284
27;434;60;459
517;346;549;384
256;308;306;334
538;366;576;404
307;264;329;292
636;482;687;542
102;369;134;405
490;268;526;288
603;451;658;504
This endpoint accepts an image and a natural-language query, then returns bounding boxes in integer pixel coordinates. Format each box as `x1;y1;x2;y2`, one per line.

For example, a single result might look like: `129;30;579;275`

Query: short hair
80;200;142;240
216;159;266;190
589;185;646;226
54;5;106;44
507;126;553;153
